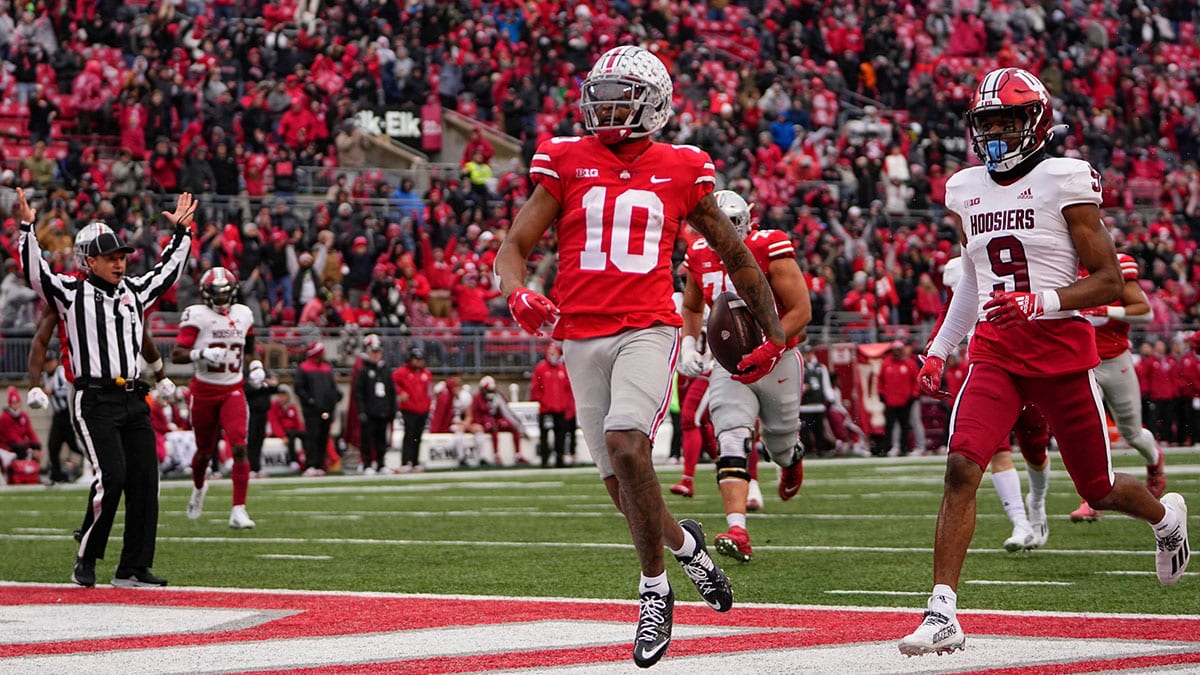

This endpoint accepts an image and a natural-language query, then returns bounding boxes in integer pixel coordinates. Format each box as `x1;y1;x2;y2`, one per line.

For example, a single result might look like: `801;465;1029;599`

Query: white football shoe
899;598;965;656
1155;493;1190;586
229;505;256;529
1003;523;1035;552
1026;493;1049;549
186;484;208;521
746;479;764;512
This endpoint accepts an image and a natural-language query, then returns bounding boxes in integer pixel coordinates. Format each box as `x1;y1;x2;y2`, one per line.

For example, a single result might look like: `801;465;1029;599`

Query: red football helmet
199;267;237;314
966;68;1052;173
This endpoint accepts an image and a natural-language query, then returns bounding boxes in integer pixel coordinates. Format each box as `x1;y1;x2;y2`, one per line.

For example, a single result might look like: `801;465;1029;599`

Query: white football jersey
179;303;255;386
947;157;1103;321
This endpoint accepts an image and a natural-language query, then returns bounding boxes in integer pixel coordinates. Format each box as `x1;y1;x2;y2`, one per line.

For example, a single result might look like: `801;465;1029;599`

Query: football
706;291;762;374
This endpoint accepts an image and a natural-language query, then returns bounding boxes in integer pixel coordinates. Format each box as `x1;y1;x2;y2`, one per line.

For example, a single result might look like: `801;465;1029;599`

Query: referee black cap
87;232;135;257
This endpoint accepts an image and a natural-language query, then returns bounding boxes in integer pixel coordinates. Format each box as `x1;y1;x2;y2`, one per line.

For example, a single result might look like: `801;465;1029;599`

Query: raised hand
163;192;198;230
13;187;36;223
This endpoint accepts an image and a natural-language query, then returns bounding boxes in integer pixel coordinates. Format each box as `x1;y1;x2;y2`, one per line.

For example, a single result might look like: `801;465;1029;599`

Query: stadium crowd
0;0;1197;343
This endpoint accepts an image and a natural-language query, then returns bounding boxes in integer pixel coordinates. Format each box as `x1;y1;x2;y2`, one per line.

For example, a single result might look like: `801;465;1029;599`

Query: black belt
75;377;150;394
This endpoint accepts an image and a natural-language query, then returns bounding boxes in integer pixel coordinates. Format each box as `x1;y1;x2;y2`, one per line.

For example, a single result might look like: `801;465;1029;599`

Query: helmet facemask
714;190;752;240
967;103;1046;173
200;268;237;314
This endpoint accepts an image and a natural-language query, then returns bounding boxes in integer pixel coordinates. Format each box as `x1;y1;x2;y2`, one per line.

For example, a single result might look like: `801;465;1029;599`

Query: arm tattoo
687;194;786;343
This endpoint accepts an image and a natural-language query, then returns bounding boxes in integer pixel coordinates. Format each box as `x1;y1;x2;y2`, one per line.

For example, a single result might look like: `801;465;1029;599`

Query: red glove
917;355;951;399
508;288;560;336
732;340;786;384
1078;305;1108;317
983;291;1048;329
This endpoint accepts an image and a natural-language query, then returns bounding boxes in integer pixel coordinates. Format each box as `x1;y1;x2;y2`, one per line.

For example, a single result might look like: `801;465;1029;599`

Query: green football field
1;448;1195;615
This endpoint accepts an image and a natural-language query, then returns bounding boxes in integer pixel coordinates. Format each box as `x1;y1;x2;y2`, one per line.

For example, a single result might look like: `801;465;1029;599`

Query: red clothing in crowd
268;400;305;437
452;279;498;323
0;409;40;451
878;353;919;407
1138;354;1175;402
393;364;434;415
530;358;573;414
1180;350;1200;398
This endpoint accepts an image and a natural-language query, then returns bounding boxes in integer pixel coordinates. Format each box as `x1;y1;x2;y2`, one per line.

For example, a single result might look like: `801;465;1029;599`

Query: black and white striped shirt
19;225;191;383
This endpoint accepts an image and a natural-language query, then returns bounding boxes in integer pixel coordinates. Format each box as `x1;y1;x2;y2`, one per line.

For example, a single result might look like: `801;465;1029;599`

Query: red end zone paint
1;585;1198;673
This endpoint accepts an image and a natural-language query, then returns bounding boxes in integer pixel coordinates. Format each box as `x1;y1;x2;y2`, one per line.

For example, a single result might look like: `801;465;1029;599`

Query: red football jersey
1087;253;1139;360
530;136;716;339
682;227;799;347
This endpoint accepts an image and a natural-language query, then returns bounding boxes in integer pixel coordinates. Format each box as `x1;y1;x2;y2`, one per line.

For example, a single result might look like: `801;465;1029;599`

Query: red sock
231;461;250;506
192;453;209;489
682;428;701;480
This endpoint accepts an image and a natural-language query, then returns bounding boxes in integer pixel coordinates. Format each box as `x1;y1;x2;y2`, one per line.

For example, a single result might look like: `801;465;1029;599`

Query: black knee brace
716;455;750;485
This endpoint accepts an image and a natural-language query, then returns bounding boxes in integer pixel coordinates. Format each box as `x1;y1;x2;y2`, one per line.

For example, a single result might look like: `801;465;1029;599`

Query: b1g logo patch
576;168;599;178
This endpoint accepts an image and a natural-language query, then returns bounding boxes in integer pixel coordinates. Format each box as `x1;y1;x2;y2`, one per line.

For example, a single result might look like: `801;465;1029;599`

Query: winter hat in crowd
306;341;326;359
7;386;20;408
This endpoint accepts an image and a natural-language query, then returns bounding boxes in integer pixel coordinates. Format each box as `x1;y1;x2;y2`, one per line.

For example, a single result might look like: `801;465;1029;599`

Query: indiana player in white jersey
170;267;256;529
495;45;787;668
900;67;1189;657
1068;252;1166;521
679;190;811;563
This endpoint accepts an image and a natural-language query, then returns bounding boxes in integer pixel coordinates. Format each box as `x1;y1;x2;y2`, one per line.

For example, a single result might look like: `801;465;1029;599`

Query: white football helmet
580;45;673;144
74;221;113;270
199;266;238;314
714;190;752;240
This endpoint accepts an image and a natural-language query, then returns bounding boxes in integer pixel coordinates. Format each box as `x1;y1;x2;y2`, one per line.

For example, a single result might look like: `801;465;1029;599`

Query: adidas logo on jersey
1017;188;1033;199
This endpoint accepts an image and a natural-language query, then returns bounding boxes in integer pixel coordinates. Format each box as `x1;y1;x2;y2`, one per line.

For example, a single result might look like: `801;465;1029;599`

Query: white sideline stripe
0;620;757;675
0;533;1165;557
255;554;332;561
1097;570;1200;577
965;580;1073;586
525;637;1200;675
825;590;928;596
4;582;1198;621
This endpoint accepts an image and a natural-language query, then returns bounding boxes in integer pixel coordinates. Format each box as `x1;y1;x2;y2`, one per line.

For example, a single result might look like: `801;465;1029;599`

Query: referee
17;188;195;588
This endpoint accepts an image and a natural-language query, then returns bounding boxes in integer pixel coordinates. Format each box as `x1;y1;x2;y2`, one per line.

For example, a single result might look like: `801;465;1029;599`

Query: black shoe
72;557;95;587
72;528;83;543
675;519;733;612
633;587;674;668
112;567;168;588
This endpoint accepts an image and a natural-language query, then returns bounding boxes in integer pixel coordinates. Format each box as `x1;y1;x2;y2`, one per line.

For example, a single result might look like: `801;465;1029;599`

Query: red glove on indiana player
917;355;952;400
508;288;560;336
732;339;786;384
983;291;1048;329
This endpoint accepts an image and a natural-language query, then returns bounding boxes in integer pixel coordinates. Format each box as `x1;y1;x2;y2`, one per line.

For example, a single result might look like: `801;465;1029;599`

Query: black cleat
675;519;733;612
112;567;168;588
72;557;95;587
633;587;674;668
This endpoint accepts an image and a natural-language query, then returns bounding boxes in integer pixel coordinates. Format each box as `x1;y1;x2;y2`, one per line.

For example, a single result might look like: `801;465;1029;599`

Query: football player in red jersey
901;68;1189;657
171;267;257;529
1069;253;1166;522
495;45;785;668
678;190;811;563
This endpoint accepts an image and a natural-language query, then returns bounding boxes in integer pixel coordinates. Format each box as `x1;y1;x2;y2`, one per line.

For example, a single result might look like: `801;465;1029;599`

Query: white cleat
186;484;208;521
1156;493;1189;586
229;505;256;529
1026;494;1049;549
899;602;965;656
1003;523;1036;552
746;479;764;512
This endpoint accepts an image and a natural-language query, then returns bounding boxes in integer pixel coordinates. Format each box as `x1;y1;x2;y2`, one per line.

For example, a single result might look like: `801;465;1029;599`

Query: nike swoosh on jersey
777;378;788;384
650;176;671;184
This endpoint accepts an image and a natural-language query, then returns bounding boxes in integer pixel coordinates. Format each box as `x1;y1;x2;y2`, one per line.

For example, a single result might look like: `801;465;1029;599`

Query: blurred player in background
678;189;811;563
1070;252;1166;521
171;266;256;529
